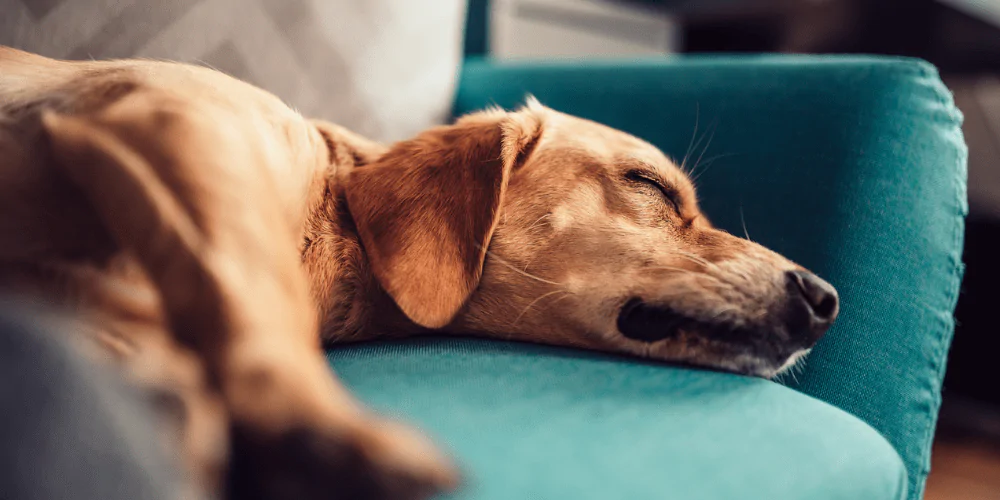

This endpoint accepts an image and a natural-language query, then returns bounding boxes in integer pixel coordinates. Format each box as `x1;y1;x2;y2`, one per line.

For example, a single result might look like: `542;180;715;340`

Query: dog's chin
771;348;811;377
615;299;806;379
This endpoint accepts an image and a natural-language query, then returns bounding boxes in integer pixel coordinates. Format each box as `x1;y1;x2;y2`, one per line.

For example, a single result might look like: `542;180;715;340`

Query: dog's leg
41;99;455;499
126;325;230;499
66;259;232;498
0;257;230;498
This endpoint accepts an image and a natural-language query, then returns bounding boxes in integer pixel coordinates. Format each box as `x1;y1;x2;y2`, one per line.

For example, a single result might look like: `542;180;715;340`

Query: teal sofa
327;15;968;500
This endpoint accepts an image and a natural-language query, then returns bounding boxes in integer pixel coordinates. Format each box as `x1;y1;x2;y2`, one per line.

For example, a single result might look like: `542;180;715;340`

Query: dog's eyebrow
620;161;675;189
619;160;700;219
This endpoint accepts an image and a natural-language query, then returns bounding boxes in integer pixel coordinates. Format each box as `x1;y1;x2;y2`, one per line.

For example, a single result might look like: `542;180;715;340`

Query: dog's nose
784;270;839;343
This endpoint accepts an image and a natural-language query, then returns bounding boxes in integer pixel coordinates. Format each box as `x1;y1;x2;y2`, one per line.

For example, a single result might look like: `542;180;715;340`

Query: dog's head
345;99;838;378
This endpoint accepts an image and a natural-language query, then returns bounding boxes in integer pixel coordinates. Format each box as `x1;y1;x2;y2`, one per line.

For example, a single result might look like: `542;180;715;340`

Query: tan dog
0;47;838;499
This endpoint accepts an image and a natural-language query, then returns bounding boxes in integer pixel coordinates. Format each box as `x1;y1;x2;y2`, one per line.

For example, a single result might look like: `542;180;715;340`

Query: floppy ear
310;119;388;167
344;107;542;328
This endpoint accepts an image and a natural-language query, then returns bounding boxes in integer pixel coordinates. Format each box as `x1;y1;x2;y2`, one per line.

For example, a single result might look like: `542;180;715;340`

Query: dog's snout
784;270;839;343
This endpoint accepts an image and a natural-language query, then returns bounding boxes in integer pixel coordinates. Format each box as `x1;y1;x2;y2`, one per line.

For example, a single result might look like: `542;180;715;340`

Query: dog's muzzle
616;270;839;349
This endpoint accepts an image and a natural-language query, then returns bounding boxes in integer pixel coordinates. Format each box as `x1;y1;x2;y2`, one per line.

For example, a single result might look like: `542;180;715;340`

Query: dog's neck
300;173;421;344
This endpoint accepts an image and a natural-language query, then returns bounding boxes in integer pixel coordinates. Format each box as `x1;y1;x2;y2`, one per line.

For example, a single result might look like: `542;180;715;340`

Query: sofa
327;9;968;500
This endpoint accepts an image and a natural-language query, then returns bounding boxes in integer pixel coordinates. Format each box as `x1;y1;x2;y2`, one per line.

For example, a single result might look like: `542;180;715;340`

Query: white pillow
0;0;466;142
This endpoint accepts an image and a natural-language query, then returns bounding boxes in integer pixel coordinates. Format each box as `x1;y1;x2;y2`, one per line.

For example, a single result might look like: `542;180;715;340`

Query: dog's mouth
615;298;692;343
615;298;804;376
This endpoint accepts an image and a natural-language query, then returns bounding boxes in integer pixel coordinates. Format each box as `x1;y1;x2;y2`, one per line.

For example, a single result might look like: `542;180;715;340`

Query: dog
0;47;838;499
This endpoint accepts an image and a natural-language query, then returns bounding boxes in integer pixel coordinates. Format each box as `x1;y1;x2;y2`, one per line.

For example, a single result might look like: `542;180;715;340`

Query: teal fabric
449;56;967;499
329;339;907;500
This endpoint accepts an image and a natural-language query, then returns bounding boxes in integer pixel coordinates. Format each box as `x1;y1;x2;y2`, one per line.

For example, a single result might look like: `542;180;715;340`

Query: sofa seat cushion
328;338;907;500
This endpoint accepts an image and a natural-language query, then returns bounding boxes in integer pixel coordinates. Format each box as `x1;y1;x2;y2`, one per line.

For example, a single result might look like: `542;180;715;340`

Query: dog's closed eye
624;170;681;215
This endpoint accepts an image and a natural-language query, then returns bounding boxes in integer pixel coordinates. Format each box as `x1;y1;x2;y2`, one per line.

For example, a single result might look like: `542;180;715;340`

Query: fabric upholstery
329;338;907;500
0;305;180;500
0;0;466;142
448;55;967;500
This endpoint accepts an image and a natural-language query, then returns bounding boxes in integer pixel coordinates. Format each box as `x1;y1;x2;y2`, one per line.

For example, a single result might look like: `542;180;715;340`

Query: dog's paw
226;417;458;500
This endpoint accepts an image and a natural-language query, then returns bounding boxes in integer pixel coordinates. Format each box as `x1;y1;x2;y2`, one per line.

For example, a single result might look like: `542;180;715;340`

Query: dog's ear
345;107;542;328
310;119;387;168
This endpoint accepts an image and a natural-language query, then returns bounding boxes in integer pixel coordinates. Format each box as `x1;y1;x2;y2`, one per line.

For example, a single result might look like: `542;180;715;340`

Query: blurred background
472;0;1000;498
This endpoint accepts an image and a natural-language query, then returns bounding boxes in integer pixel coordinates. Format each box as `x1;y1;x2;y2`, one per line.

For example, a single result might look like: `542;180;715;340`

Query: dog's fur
0;47;837;499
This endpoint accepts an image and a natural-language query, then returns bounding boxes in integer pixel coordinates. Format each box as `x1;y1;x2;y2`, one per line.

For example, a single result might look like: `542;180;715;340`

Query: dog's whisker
695;152;737;167
667;252;734;286
548;292;575;306
643;265;694;274
643;268;732;292
525;213;552;233
739;205;753;242
671;252;706;267
791;353;809;376
512;290;571;326
688;120;719;180
476;244;564;287
671;251;717;272
493;256;562;286
793;361;807;379
688;152;737;184
683;115;714;176
647;272;737;296
774;351;810;384
679;103;700;173
504;292;573;341
636;283;734;305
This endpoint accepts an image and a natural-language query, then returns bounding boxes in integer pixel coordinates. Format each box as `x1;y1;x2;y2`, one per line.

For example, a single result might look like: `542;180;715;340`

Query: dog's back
0;47;110;262
0;47;324;357
0;48;157;359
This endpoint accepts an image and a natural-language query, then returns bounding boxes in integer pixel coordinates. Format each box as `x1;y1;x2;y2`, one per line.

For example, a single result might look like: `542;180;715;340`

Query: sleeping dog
0;47;838;499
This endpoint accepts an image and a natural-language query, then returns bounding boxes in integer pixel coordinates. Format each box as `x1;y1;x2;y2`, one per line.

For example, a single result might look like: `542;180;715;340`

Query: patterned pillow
0;0;466;142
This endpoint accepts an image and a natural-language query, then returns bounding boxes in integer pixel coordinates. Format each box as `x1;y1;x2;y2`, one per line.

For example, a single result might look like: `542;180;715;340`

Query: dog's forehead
539;110;687;182
542;110;646;148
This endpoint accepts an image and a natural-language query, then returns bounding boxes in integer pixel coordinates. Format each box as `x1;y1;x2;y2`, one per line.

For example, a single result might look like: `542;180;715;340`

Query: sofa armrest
454;55;967;500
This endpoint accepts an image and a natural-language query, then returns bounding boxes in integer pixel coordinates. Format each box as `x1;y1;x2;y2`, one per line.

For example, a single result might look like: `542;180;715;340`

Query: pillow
0;0;466;142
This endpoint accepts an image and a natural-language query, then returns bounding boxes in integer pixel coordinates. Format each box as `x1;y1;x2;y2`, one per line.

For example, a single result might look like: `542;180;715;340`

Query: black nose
784;270;839;343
